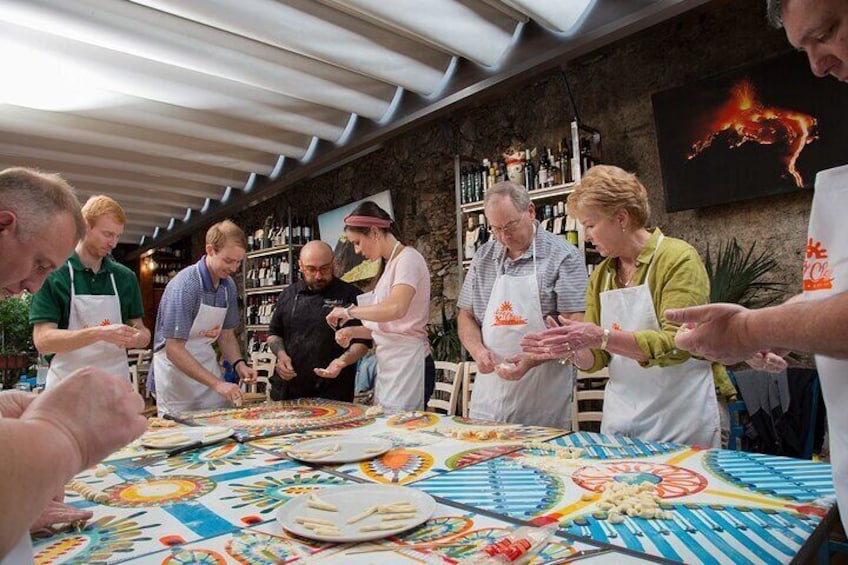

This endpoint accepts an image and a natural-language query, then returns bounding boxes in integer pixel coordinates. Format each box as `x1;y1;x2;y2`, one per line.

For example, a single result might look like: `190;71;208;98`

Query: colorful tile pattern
414;431;835;564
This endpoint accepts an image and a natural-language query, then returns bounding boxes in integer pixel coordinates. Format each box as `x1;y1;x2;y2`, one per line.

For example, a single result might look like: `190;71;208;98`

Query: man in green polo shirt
30;195;150;387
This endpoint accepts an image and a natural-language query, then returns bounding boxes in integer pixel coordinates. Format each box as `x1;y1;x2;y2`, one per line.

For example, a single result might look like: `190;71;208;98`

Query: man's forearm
339;343;369;367
748;292;848;358
458;309;484;356
217;330;244;365
0;420;80;555
33;324;102;355
267;335;286;356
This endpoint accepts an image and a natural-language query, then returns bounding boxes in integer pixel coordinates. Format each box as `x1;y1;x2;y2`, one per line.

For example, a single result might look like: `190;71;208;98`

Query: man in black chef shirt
267;240;371;401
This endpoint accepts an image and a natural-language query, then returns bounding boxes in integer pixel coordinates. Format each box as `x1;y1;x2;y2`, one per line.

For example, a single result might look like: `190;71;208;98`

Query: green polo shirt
583;228;735;400
30;252;145;330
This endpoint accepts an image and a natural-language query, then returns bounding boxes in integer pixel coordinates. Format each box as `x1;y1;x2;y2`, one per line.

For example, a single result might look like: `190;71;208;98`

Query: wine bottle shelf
245;324;270;331
244;285;287;296
460;182;577;213
246;244;302;260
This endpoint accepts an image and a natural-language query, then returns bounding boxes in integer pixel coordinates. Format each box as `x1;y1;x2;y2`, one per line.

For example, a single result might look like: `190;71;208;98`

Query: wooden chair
571;367;609;432
242;351;275;404
128;349;152;397
461;361;478;418
426;361;463;415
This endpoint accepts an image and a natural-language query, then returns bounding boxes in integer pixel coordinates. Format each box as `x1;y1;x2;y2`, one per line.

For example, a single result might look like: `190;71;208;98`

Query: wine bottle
537;147;549;188
464;216;477;260
476;213;489;249
524;149;536;191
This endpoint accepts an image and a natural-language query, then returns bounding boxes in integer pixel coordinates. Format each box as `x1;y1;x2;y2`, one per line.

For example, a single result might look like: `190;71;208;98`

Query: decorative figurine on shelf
503;148;527;186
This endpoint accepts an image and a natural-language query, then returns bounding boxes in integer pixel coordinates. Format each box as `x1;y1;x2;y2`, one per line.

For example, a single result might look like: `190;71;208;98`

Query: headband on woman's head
344;214;392;229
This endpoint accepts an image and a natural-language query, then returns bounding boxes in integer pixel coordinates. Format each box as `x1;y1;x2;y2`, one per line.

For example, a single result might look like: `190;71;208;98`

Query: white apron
469;236;573;428
600;235;719;447
154;268;230;417
804;164;848;532
0;535;33;565
46;263;129;388
359;243;428;411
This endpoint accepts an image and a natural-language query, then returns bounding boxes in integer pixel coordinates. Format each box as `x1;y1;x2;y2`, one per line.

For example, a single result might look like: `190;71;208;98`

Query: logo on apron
491;301;527;326
803;236;833;291
197;325;221;339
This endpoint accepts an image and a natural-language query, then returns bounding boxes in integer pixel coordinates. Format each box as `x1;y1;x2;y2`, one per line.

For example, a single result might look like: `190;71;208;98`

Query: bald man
267;240;371;401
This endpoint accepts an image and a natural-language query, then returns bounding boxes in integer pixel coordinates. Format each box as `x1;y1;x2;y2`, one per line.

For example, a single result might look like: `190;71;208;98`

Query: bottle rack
456;119;604;278
144;245;189;288
241;208;316;351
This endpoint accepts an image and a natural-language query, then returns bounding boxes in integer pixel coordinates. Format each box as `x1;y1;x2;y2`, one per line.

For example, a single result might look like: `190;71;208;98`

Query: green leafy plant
427;303;461;362
0;292;33;355
705;238;786;309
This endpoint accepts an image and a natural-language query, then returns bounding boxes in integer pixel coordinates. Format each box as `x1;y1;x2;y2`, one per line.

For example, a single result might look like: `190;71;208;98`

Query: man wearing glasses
458;181;587;428
267;240;371;401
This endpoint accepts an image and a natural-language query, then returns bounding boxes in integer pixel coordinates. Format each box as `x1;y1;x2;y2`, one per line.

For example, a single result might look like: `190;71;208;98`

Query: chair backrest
571;368;609;431
243;351;276;403
128;349;153;397
461;361;478;418
426;361;463;415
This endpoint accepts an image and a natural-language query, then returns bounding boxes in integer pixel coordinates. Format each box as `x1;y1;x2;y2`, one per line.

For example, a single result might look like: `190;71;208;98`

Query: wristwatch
599;328;611;350
344;305;354;319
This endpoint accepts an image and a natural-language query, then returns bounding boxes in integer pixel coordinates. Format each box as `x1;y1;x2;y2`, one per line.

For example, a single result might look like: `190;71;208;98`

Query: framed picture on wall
652;51;848;213
318;190;394;284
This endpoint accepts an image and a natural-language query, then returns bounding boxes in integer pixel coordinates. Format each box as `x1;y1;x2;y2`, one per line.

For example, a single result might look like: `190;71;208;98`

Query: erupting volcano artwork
653;52;848;212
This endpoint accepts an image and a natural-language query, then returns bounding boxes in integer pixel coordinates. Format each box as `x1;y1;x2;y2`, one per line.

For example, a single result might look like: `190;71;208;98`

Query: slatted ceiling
321;0;521;67
1;139;246;188
0;0;706;245
503;0;596;34
132;0;454;96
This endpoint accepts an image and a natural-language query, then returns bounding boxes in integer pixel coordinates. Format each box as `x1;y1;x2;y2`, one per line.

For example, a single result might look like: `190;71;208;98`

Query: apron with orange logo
46;262;130;388
154;266;230;417
804;164;848;532
469;236;573;428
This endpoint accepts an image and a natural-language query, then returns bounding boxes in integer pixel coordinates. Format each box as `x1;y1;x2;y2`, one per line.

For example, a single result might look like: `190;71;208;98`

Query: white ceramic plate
277;484;436;543
286;437;393;464
140;426;234;449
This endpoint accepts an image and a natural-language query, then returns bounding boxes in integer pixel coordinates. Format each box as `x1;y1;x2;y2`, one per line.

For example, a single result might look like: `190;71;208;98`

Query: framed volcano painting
652;51;848;212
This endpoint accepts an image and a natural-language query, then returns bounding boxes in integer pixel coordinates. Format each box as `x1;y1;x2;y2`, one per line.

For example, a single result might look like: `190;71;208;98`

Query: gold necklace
617;261;635;287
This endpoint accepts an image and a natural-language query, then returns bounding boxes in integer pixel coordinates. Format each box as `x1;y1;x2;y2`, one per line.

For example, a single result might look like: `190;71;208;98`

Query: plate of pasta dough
277;484;435;542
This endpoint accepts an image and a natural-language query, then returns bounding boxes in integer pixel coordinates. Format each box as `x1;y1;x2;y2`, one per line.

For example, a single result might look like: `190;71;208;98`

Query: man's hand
275;351;297;380
665;303;757;365
30;499;93;532
334;327;353;348
326;306;351;329
470;346;497;374
314;359;345;379
97;324;142;349
236;362;257;384
746;350;789;373
495;354;537;381
20;366;146;472
213;380;243;407
0;390;37;418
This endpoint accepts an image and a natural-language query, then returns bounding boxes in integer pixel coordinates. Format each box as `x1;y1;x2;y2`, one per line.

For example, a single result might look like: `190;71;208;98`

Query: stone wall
191;0;809;322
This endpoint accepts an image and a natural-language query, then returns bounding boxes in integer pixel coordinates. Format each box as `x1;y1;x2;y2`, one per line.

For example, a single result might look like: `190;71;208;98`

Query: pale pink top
373;246;431;339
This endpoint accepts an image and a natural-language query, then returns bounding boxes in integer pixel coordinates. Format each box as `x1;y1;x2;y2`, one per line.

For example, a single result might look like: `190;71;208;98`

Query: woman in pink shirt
326;201;433;411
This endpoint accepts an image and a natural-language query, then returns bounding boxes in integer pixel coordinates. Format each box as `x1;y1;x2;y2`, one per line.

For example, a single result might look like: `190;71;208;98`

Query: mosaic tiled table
415;431;836;564
33;403;837;564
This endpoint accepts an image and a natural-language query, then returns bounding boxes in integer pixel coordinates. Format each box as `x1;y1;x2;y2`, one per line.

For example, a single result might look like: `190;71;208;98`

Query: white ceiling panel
0;0;709;246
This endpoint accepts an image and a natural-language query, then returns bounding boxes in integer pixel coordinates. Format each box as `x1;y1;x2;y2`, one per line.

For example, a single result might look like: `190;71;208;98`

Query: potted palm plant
0;292;35;388
705;238;786;308
427;303;461;362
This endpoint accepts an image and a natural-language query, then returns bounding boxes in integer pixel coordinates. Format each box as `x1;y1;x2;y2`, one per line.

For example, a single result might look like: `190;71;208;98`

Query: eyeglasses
487;217;523;235
301;262;333;276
